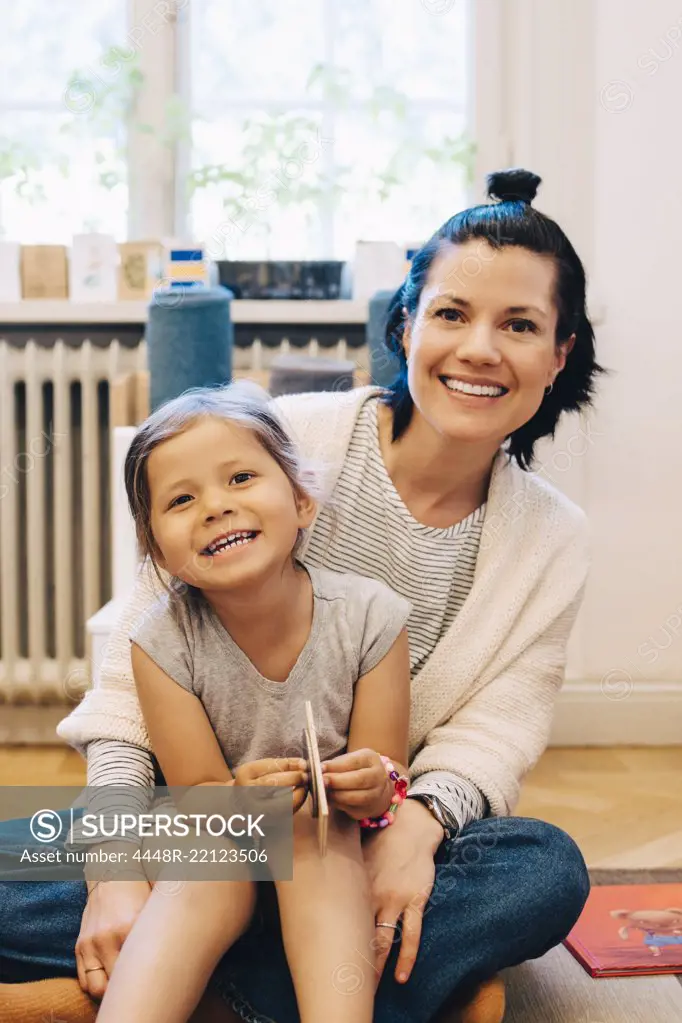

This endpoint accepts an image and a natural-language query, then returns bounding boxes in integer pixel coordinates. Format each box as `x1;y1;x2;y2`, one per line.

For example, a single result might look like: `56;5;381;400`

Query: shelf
0;299;369;326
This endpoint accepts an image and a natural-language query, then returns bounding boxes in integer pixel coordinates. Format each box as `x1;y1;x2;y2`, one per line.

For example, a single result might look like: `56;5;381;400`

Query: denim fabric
0;810;88;981
0;814;590;1022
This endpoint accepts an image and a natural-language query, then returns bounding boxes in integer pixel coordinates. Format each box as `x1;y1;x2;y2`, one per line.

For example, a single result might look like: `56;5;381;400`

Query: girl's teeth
444;378;504;397
206;532;256;554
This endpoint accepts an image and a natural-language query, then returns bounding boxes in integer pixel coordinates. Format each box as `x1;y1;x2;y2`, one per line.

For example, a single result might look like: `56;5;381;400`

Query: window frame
4;0;493;247
166;0;478;255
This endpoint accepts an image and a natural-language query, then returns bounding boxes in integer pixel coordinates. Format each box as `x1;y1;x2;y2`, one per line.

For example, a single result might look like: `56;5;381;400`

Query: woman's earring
544;382;554;396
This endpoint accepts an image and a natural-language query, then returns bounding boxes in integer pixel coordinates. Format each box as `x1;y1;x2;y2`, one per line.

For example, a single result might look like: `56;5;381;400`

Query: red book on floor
564;884;682;978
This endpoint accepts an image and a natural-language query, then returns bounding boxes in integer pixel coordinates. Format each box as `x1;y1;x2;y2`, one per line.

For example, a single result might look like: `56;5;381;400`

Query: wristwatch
406;792;455;842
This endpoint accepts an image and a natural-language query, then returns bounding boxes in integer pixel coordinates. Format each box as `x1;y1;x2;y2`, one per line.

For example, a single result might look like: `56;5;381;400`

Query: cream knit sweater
57;386;589;817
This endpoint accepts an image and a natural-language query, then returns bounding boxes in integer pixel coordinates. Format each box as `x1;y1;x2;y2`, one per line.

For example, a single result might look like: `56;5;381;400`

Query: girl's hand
362;798;444;987
234;757;309;813
321;748;393;820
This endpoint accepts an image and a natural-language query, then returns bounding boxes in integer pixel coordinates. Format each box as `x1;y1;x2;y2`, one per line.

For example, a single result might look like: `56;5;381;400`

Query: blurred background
0;0;681;875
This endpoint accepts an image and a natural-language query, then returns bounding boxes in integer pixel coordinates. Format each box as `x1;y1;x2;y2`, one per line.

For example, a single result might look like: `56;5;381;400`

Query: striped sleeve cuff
87;738;157;788
66;739;157;850
407;771;488;833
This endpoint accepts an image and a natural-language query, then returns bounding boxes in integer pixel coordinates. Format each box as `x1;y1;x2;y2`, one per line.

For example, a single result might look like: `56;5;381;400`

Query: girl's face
403;241;575;448
146;417;315;592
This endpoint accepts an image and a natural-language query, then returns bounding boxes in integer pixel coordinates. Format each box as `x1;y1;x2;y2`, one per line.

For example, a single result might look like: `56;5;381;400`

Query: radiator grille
0;339;144;702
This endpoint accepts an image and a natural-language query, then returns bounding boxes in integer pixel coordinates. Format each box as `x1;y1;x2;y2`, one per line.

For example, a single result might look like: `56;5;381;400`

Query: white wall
475;0;682;742
587;0;682;686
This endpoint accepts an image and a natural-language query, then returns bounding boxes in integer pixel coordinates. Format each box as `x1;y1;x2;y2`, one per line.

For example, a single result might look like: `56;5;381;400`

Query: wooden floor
1;745;681;869
516;746;682;870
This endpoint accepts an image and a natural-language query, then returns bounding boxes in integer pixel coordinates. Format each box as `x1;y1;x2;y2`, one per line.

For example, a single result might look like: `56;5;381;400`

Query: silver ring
84;966;106;973
376;922;399;931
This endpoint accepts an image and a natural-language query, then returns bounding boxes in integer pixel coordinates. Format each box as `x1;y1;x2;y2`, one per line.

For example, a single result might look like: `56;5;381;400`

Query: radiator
0;339;145;704
0;329;368;710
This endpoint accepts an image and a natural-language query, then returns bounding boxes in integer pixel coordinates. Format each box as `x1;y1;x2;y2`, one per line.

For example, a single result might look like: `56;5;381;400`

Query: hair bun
486;168;541;205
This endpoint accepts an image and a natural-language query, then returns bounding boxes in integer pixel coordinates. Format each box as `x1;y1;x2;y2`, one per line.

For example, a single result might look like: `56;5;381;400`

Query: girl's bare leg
275;802;375;1023
96;835;256;1023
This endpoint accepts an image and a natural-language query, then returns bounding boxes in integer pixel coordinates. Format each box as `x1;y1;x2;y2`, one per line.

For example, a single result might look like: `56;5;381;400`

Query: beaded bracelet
359;755;409;830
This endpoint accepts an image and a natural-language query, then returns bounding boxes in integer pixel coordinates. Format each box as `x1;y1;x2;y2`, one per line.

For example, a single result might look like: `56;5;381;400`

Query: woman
0;168;600;1023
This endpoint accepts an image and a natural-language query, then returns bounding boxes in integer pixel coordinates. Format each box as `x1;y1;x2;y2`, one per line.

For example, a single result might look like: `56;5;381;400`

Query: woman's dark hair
382;168;604;469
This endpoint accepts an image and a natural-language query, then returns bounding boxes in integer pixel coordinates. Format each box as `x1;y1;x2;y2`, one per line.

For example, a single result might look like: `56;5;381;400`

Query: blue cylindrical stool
367;289;402;388
146;287;233;411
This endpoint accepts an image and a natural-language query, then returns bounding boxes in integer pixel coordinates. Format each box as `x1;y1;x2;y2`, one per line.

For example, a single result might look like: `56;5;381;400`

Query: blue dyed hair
382;168;604;469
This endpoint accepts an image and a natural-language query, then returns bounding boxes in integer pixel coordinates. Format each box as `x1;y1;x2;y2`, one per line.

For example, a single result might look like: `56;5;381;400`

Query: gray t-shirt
130;563;411;770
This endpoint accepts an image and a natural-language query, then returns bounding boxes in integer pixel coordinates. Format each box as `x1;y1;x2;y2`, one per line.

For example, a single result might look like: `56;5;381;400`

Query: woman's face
403;241;574;447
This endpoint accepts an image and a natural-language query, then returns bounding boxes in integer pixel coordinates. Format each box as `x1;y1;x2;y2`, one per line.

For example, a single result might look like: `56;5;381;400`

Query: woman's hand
234;757;309;813
321;748;393;820
75;875;152;1000
362;798;444;987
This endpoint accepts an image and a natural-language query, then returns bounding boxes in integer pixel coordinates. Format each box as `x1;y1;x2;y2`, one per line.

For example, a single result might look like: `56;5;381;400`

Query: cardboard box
118;241;164;301
20;245;69;299
69;233;118;302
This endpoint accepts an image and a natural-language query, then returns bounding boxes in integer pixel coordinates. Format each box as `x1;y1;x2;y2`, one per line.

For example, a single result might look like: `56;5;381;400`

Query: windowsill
0;299;369;326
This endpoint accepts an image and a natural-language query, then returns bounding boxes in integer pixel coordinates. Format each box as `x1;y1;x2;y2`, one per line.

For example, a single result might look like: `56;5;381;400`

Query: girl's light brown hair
124;381;321;592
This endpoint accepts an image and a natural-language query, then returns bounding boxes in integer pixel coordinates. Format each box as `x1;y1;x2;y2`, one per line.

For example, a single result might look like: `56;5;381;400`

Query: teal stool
367;289;402;388
146;286;233;410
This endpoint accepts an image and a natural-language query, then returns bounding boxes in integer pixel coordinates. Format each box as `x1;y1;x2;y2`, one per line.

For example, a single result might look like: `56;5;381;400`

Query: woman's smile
439;374;510;404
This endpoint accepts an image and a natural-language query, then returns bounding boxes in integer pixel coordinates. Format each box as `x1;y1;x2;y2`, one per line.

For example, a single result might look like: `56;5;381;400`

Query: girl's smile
200;529;261;557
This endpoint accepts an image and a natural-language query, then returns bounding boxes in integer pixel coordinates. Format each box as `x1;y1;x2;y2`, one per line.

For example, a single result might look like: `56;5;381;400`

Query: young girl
95;381;412;1023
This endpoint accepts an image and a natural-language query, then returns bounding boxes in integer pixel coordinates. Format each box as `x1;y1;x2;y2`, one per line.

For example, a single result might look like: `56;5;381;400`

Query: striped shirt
87;396;487;837
303;397;486;830
305;398;485;679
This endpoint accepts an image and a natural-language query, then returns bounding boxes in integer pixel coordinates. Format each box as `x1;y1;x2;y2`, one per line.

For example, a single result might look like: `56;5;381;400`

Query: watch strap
407;792;454;842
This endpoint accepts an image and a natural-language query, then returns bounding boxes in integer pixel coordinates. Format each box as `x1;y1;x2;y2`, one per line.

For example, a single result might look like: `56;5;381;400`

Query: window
2;0;472;254
186;0;471;259
0;1;129;243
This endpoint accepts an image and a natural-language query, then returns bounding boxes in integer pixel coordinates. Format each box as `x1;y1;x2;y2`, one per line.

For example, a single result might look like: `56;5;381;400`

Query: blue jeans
0;812;589;1023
